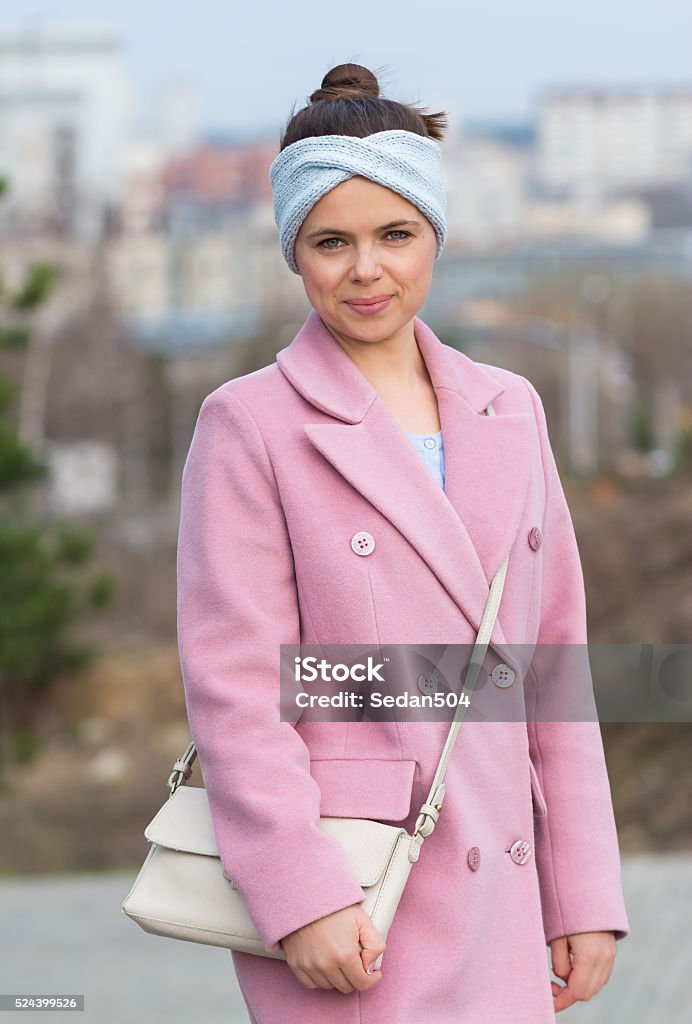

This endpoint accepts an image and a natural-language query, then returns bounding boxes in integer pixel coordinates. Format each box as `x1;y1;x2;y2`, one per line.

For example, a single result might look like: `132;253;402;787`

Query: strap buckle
408;782;446;862
167;740;197;797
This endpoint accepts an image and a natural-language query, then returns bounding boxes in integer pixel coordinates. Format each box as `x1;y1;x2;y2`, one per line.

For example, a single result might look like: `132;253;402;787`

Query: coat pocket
528;758;548;817
310;758;418;822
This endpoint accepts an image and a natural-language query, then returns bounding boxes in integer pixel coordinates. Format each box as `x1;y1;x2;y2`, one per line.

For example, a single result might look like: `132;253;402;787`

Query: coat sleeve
522;377;631;945
176;388;365;953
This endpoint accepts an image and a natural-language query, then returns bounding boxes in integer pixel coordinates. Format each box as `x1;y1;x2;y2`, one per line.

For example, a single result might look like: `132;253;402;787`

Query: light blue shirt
404;429;446;492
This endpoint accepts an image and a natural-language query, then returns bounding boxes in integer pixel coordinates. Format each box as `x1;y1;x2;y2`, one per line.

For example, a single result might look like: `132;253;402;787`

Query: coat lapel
276;309;532;650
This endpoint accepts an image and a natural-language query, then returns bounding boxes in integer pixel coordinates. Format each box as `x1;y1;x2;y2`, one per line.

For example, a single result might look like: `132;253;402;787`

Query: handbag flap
144;785;407;888
145;785;219;855
317;816;407;887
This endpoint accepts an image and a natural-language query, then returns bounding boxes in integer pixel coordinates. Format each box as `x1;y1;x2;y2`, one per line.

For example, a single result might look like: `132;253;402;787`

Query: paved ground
0;853;689;1023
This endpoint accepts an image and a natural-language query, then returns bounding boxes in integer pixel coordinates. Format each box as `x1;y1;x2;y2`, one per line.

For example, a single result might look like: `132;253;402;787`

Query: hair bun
309;63;380;104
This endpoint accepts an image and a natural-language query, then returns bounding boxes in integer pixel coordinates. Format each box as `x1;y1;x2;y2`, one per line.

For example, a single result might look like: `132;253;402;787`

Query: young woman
176;63;630;1024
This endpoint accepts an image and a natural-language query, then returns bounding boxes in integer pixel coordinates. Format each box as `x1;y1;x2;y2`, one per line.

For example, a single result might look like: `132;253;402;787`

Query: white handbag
122;408;509;960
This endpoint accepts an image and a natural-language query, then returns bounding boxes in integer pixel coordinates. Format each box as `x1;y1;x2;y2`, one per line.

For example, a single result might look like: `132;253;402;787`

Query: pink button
467;846;481;871
528;526;542;551
509;839;532;865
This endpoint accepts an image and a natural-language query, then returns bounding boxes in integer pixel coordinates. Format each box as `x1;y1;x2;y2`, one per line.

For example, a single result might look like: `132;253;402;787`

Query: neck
322;318;428;392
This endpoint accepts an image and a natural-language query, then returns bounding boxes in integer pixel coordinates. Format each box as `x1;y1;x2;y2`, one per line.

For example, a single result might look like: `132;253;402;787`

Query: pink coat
176;308;630;1024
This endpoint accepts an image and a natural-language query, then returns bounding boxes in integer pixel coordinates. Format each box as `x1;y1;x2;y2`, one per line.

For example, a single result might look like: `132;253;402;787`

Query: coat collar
276;309;532;657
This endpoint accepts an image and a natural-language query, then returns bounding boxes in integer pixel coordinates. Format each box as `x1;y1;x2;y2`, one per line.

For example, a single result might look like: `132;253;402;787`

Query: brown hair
279;62;448;151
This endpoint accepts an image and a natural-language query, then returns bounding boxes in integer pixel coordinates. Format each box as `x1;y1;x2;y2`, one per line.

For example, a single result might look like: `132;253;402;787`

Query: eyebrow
305;219;422;240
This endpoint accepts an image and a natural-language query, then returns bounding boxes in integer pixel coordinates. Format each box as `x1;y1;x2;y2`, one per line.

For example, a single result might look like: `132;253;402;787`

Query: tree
0;174;116;785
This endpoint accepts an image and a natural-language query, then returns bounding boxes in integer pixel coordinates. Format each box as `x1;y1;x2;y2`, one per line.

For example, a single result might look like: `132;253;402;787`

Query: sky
2;0;692;137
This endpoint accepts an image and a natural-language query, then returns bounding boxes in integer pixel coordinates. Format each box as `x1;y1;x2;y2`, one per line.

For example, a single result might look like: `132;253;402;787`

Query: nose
348;245;383;283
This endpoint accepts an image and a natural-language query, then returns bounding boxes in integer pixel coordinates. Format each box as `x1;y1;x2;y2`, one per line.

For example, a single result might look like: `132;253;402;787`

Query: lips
346;295;392;306
344;295;393;315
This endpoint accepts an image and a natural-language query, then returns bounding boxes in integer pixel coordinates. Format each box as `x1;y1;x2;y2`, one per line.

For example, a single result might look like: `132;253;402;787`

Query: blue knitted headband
269;129;447;275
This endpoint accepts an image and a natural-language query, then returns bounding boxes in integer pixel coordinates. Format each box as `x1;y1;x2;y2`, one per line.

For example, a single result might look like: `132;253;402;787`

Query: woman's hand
279;902;386;993
550;930;617;1012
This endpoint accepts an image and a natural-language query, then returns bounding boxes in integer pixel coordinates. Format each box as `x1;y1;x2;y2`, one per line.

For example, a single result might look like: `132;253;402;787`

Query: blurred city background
0;2;690;1022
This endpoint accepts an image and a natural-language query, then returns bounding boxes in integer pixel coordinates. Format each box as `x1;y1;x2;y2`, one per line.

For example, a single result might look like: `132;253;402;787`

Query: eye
316;230;411;250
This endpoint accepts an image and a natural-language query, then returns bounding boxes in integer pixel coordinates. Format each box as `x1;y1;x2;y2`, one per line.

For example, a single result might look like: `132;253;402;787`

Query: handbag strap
168;400;510;867
407;399;508;863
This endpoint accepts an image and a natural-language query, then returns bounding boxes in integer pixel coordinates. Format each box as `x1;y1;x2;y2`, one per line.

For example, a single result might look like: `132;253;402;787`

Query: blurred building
45;440;119;515
150;81;200;158
523;196;650;243
440;127;651;249
159;139;275;219
536;85;692;196
0;24;131;239
441;133;530;246
111;138;307;321
119;140;166;235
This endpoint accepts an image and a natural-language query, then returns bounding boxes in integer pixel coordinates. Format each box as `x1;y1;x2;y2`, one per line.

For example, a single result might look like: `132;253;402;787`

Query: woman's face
294;175;437;346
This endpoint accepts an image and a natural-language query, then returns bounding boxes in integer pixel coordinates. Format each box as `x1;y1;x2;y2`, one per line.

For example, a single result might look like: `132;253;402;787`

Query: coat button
351;531;375;556
509;839;532;864
417;671;438;695
491;663;516;687
528;526;542;550
467;846;481;871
